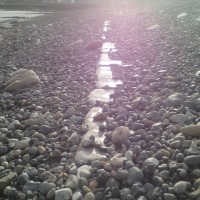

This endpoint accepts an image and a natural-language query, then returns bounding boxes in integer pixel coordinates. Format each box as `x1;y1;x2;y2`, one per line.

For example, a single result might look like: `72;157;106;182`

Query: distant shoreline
0;3;108;11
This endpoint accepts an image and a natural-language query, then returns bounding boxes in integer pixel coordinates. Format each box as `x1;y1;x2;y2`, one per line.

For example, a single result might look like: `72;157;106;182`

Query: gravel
1;0;200;199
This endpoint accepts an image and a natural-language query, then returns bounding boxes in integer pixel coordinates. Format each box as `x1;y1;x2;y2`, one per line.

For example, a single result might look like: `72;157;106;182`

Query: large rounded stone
65;175;78;189
163;193;177;200
173;181;191;194
110;156;123;168
55;188;72;200
181;125;200;137
142;158;159;173
183;155;200;166
4;69;40;92
169;114;187;124
188;188;200;199
40;182;56;195
111;126;130;144
166;93;185;108
127;167;144;185
83;192;95;200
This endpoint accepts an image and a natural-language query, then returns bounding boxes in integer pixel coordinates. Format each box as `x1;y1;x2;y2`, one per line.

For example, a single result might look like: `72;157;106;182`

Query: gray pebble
22;181;41;193
83;192;95;200
55;188;72;200
184;155;200;166
23;167;38;179
72;192;83;200
127;167;144;186
40;182;56;195
68;132;79;145
65;175;78;189
163;193;177;200
173;181;191;194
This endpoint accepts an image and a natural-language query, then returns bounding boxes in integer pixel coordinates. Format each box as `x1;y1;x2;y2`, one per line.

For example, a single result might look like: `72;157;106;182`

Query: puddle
83;107;102;130
101;42;117;53
89;89;113;102
177;13;188;18
75;20;124;163
96;66;113;79
99;60;123;66
103;20;111;32
74;107;107;162
96;66;122;88
96;79;122;88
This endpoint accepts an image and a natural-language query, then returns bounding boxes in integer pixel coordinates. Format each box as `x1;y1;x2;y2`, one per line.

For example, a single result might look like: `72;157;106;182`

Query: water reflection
0;9;49;23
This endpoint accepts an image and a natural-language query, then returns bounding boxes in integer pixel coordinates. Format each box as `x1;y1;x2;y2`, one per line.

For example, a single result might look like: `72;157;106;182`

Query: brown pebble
89;180;99;191
82;186;92;194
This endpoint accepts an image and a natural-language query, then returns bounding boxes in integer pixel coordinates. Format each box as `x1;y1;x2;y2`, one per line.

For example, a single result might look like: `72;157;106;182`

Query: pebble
105;177;120;188
169;114;187;124
47;188;56;200
37;146;46;154
22;181;41;193
0;172;17;190
142;158;159;173
67;132;79;145
3;186;19;198
78;165;91;179
65;175;78;189
194;178;200;188
163;193;177;200
188;188;200;199
55;188;72;200
181;125;200;137
23;167;38;179
53;149;63;160
127;167;144;185
115;169;128;180
131;182;146;197
183;155;200;166
111;126;130;144
110;156;124;168
72;192;83;200
83;192;95;200
170;140;181;149
82;186;92;194
15;138;30;149
95;191;104;200
40;182;56;195
166;93;185;108
17;172;29;185
173;181;191;194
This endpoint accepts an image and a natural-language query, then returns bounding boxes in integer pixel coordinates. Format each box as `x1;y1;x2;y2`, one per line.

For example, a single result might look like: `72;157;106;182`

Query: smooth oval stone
181;125;200;137
55;188;72;200
184;155;200;166
188;188;200;199
127;167;144;185
83;192;95;200
173;181;191;194
163;193;177;200
166;93;185;108
169;114;187;124
142;158;159;171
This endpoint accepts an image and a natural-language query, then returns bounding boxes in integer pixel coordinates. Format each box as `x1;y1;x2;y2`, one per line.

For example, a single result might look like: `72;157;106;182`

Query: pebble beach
1;0;200;199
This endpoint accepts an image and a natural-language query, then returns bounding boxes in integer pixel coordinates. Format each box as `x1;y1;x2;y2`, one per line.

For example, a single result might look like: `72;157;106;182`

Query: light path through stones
75;20;124;162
